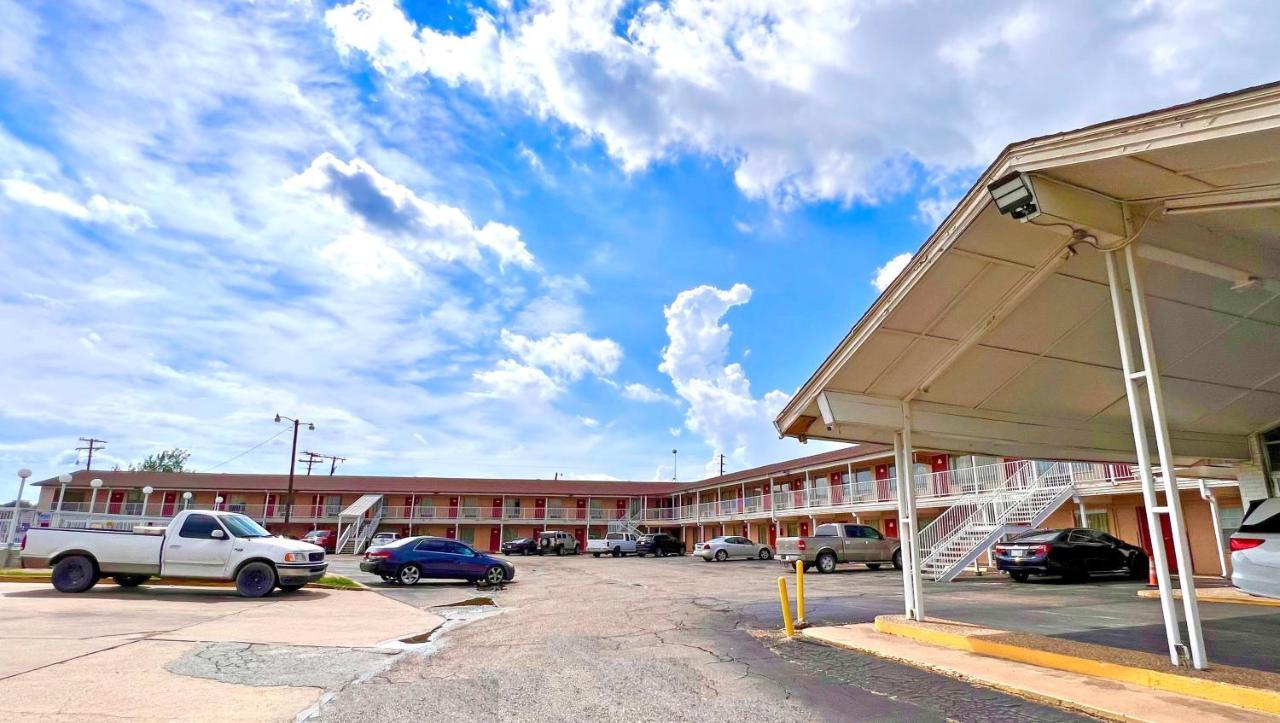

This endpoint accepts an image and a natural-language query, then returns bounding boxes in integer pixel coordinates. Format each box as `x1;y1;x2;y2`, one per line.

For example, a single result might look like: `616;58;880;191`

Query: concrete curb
0;574;369;591
873;615;1280;716
1136;587;1280;607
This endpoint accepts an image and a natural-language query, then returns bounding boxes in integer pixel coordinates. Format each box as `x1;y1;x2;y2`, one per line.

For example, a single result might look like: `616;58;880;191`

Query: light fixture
987;171;1040;222
1164;190;1280;216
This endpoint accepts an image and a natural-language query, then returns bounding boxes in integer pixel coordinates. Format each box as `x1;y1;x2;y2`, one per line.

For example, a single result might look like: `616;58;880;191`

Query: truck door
164;514;234;578
843;525;869;561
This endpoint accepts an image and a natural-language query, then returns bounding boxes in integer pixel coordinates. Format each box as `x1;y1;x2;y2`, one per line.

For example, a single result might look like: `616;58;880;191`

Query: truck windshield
221;514;273;538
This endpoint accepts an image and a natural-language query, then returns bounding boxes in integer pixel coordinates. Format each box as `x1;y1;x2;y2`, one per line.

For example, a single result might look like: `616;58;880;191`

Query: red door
448;497;459;519
576;498;586;520
792;482;803;507
108;490;125;514
161;492;177;516
491;497;503;519
884;517;899;539
763;483;772;511
829;473;843;505
769;522;777;548
800;521;810;537
615;499;626;519
573;528;586;549
265;494;277;517
489;527;501;551
535;498;546;520
741;524;749;537
875;464;891;501
446;526;457;540
930;454;949;495
1136;507;1182;574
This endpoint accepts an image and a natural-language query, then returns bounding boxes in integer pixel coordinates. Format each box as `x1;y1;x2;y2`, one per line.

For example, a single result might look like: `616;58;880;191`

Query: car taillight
1032;544;1050;555
20;535;27;551
366;551;391;560
797;540;807;551
1231;537;1265;552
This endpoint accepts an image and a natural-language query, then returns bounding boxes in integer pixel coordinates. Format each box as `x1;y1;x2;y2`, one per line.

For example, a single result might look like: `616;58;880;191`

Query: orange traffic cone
1148;560;1158;587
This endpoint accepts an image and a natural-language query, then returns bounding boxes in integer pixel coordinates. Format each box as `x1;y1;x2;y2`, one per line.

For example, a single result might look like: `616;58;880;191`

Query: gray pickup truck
775;523;902;573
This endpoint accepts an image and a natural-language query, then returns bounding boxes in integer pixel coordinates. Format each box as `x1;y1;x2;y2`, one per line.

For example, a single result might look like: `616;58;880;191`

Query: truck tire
866;563;881;570
593;552;601;558
52;555;98;593
235;562;277;598
113;574;150;587
892;549;903;570
612;547;621;558
555;545;564;556
816;551;837;574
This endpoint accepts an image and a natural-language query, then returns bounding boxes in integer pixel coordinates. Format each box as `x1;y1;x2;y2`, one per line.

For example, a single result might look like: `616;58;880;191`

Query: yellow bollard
795;559;808;629
777;576;795;637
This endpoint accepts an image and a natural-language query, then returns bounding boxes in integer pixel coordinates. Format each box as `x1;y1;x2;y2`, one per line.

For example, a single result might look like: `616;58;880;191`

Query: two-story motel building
30;444;1240;577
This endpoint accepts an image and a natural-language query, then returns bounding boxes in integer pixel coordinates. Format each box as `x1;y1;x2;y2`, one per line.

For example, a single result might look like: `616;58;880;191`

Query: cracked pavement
317;554;1096;722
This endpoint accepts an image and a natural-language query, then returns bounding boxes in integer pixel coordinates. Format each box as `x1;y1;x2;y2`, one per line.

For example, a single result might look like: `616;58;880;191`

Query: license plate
1011;549;1025;558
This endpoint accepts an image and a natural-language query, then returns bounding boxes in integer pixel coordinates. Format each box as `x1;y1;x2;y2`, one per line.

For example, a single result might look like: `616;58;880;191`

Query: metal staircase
918;461;1076;582
608;512;645;537
336;495;384;554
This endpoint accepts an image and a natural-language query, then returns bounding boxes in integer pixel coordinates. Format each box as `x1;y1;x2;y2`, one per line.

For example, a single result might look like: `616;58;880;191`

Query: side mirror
211;529;225;539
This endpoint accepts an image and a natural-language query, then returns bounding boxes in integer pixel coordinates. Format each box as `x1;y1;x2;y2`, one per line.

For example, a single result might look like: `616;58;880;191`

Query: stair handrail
916;459;1036;565
352;498;384;553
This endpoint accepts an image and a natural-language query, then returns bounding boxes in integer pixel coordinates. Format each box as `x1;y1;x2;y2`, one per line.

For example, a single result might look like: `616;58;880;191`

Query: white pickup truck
21;509;327;598
587;532;638;557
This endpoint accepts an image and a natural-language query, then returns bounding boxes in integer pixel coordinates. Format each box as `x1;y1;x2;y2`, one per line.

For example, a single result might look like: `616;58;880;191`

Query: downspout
1198;481;1228;578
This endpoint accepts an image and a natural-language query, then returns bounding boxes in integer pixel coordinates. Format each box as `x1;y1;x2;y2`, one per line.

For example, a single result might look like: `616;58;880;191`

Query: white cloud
622;382;677;405
472;359;563;401
500;329;622;381
578;416;600;428
872;252;912;292
326;0;1280;207
1;179;152;231
658;283;812;475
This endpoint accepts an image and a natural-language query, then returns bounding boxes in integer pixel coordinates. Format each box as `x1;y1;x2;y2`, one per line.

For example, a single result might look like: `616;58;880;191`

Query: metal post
1105;248;1202;668
1198;482;1228;578
901;402;924;620
284;419;300;526
893;432;917;620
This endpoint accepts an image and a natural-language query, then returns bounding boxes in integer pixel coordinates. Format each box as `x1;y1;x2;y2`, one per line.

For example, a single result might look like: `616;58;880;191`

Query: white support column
893;432;917;620
1198;482;1228;578
1105;248;1206;668
901;402;924;620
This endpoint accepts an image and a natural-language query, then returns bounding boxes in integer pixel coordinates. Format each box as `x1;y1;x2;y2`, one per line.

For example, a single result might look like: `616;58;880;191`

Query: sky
2;0;1278;496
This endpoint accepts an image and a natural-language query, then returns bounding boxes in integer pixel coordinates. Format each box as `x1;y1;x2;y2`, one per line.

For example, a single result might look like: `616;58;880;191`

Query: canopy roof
776;82;1280;464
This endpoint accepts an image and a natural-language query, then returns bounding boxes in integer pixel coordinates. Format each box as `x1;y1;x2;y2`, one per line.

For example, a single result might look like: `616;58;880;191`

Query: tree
130;448;191;473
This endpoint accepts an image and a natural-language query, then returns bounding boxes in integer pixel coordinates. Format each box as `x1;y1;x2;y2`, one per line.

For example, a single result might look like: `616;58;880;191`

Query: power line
76;437;107;470
199;428;290;473
297;451;322;476
303;452;346;476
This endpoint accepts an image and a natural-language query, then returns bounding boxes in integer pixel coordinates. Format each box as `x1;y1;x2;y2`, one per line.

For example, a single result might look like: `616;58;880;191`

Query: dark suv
993;528;1148;582
636;533;685;557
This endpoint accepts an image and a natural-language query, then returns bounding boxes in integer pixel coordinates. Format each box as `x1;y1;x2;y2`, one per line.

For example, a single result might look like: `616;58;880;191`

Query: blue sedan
360;536;515;586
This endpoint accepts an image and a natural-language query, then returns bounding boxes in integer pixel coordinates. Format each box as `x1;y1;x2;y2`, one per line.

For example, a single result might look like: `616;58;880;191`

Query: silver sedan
693;536;773;562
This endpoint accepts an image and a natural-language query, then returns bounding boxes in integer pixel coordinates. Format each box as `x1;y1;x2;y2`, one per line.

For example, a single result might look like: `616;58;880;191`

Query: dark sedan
636;533;685;557
360;536;515;586
501;537;540;555
994;528;1148;582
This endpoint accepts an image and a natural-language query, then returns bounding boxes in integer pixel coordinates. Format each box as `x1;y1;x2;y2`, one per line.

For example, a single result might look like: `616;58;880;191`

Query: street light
142;486;154;517
182;491;192;510
55;473;72;514
89;478;103;517
6;469;32;550
214;495;224;512
275;414;314;526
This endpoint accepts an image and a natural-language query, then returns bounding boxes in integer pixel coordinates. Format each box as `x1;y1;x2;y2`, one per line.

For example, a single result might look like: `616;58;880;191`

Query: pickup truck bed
776;522;901;574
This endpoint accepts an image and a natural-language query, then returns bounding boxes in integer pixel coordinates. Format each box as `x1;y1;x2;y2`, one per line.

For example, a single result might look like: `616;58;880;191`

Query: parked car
1231;498;1280;599
588;532;638;557
536;530;580;555
993;528;1148;582
776;523;900;573
301;529;336;553
694;536;773;562
501;537;540;555
369;532;399;547
21;510;327;597
360;536;514;586
636;533;685;557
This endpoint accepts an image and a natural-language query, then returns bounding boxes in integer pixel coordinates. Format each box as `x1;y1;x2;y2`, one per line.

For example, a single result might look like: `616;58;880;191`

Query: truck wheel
714;549;728;562
112;574;150;587
816;552;837;574
656;548;665;558
397;563;423;586
612;547;621;558
52;555;98;593
758;548;772;560
892;550;903;570
235;562;276;598
555;545;564;556
279;583;306;593
593;552;601;558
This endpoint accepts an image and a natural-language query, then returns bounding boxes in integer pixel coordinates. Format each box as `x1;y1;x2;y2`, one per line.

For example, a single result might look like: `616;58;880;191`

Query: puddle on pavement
398;600;502;645
435;596;493;607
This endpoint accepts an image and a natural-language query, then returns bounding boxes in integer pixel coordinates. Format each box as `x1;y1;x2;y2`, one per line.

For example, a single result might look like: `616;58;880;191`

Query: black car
501;537;540;556
636;533;685;557
993;528;1148;582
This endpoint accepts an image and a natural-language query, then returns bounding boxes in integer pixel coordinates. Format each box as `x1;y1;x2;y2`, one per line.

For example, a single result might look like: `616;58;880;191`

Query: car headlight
283;552;307;563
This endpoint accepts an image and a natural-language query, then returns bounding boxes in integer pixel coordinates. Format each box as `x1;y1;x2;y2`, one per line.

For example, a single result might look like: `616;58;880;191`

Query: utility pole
672;449;678;481
297;452;321;476
303;452;346;476
719;453;726;477
76;437;107;470
275;415;314;526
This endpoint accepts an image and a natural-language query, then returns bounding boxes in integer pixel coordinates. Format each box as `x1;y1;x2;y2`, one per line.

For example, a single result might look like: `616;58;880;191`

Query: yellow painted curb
874;616;1280;716
1137;588;1280;607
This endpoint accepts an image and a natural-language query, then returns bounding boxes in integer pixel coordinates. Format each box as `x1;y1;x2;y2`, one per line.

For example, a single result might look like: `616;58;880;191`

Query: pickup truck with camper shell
588;532;638;557
20;510;327;598
775;523;902;573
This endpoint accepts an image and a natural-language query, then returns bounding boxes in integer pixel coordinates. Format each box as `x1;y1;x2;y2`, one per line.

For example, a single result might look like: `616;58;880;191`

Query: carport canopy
775;83;1280;468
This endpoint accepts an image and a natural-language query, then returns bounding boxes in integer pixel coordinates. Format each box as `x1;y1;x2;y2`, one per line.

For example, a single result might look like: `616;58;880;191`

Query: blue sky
2;0;1277;493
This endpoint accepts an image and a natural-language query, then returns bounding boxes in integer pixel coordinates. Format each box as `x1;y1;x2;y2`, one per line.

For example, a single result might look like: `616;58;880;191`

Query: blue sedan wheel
485;565;506;585
398;563;422;586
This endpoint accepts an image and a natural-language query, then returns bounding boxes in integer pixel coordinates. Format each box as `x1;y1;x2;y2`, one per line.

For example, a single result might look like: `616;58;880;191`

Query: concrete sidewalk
802;621;1277;723
0;582;444;721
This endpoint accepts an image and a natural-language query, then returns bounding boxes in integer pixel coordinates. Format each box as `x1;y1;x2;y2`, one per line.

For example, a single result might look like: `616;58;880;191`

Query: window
1083;511;1111;534
416;539;449;552
459;526;476;544
1067;531;1093;543
324;495;342;516
1239;499;1280;534
222;514;270;538
443;541;474;556
843;525;863;538
179;514;222;539
862;526;884;540
814;524;839;537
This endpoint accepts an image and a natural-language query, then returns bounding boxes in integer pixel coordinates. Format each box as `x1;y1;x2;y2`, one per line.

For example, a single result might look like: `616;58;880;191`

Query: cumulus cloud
288;152;535;271
474;329;622;400
872;252;912;292
472;359;563;401
658;283;803;474
1;179;152;231
326;0;1280;207
622;382;677;405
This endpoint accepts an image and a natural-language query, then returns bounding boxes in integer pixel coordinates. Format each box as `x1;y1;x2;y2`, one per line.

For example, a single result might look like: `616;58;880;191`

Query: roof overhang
777;82;1280;464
